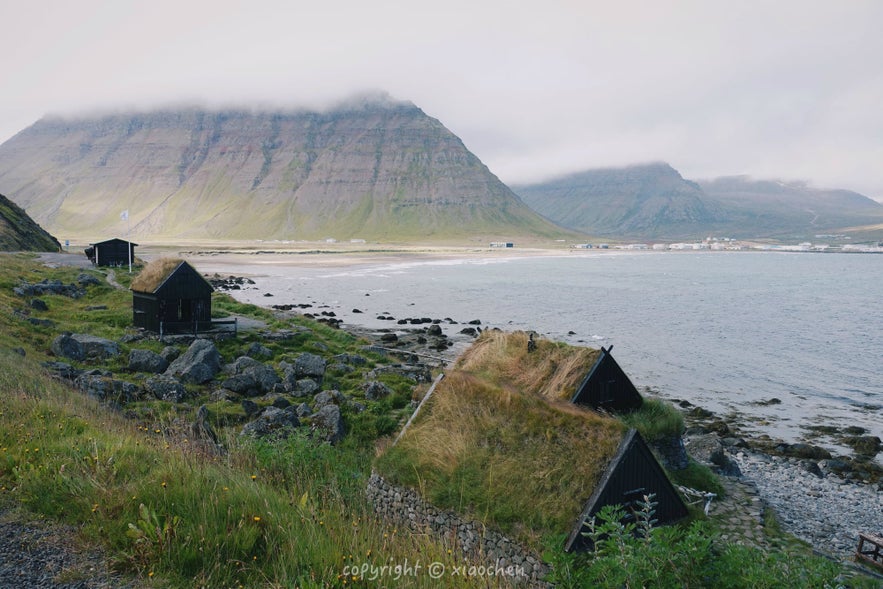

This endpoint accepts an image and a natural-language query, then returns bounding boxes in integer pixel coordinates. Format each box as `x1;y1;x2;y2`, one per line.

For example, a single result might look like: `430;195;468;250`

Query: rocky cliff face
0;192;60;251
0;96;567;242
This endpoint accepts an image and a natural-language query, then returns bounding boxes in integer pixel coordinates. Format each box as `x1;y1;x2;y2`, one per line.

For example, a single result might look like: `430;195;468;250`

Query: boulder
144;375;187;403
42;361;80;380
685;434;741;476
777;442;832;460
364;381;393;401
292;353;326;379
239;406;301;439
295;402;312;418
30;298;48;311
75;374;140;403
224;356;281;395
77;273;102;287
51;333;121;361
78;334;121;359
165;339;221;384
51;333;85;361
160;346;180;363
241;399;260;417
333;353;367;367
313;389;346;409
221;374;261;396
311;403;345;443
245;342;273;359
128;349;169;373
845;435;881;457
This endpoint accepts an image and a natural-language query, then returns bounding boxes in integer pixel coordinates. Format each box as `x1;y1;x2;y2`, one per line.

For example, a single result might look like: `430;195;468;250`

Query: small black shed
131;259;213;333
85;238;137;267
564;429;689;552
571;346;643;412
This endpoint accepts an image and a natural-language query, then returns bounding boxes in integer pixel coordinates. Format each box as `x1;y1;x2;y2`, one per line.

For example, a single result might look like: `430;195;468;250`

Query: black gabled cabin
85;238;137;267
564;429;689;552
131;259;213;334
571;345;643;412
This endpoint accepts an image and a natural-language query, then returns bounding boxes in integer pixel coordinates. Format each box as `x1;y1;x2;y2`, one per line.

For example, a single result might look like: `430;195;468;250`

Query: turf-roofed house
371;330;688;578
130;258;214;334
84;237;137;267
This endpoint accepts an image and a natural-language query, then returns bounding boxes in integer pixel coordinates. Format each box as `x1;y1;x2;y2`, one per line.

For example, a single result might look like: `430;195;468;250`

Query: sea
193;250;882;454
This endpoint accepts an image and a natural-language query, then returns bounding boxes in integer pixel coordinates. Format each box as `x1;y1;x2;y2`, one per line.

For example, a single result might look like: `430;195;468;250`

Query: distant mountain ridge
0;192;60;251
0;95;569;242
514;163;883;240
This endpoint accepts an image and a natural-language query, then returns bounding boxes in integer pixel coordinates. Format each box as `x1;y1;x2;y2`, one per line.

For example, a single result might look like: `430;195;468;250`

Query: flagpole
127;213;132;273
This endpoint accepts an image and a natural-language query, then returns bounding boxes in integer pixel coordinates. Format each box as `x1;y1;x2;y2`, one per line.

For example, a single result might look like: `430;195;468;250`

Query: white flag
120;210;129;221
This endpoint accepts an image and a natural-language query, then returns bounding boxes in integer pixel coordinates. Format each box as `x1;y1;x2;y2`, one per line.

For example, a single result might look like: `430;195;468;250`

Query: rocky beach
2;251;880;587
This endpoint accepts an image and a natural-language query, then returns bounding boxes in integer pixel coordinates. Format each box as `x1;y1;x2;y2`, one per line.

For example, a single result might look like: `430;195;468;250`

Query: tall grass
0;347;490;587
453;330;600;401
620;396;685;441
376;368;627;548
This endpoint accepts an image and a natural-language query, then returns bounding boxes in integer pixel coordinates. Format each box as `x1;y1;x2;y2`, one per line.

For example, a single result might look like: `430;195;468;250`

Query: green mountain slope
0;192;60;251
698;176;883;238
514;163;883;240
0;95;572;243
514;163;727;239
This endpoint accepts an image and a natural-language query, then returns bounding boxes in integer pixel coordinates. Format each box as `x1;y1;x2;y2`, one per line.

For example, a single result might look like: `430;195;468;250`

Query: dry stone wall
366;472;552;587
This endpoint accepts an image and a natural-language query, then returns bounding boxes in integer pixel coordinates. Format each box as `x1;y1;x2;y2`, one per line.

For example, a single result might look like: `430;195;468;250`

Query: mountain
0;192;60;251
514;163;883;240
698;176;883;238
0;95;570;243
513;163;727;239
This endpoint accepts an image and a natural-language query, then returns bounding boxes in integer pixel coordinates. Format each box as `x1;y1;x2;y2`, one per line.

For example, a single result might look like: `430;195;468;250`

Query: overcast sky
2;0;882;199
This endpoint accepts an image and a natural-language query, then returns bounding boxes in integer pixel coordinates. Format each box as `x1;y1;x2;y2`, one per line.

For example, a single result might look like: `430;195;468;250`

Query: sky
2;0;882;200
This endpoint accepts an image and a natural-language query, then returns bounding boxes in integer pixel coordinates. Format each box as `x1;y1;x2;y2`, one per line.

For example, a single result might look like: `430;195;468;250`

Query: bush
546;495;847;589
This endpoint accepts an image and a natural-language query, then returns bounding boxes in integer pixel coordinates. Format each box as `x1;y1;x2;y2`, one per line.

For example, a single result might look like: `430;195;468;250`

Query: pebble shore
731;449;883;558
0;509;130;588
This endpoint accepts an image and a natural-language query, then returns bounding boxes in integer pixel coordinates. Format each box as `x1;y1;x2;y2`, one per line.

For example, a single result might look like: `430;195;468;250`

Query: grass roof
374;330;626;546
130;257;185;292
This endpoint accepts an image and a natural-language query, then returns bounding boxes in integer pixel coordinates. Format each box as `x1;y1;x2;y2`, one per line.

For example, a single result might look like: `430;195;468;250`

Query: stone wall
366;472;552;587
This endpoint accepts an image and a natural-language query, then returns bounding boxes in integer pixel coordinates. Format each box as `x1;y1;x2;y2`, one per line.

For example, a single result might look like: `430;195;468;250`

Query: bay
193;250;882;454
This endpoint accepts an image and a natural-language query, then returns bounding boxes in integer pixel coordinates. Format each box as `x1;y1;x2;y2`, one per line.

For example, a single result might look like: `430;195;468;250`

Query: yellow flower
251;475;257;481
253;516;261;522
161;481;167;488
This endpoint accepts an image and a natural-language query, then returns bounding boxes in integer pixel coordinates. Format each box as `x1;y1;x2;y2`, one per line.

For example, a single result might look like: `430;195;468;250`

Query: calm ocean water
196;250;882;450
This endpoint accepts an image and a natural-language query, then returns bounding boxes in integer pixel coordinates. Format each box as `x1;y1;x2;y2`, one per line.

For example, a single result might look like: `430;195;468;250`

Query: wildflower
253;516;261;522
251;474;257;481
161;481;167;488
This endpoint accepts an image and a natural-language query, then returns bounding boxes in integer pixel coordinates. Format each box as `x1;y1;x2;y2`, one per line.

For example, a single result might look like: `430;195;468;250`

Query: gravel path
731;450;883;558
0;509;133;589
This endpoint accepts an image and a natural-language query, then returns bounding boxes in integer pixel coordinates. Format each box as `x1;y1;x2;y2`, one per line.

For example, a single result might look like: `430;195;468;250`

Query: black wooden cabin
131;260;213;334
564;429;689;552
571;346;643;412
85;238;137;267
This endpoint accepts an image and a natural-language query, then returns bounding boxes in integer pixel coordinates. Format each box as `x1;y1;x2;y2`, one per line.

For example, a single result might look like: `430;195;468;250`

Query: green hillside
0;96;576;243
